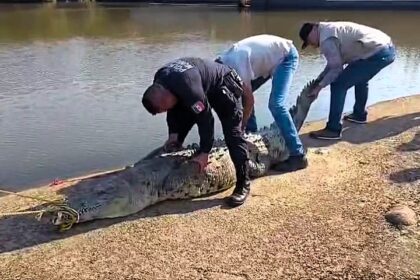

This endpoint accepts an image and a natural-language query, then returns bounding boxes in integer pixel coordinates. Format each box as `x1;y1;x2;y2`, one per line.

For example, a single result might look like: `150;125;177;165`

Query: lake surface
1;3;420;191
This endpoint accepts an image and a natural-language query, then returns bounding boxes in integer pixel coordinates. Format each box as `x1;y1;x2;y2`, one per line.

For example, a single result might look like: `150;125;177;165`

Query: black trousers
176;83;250;187
212;88;250;187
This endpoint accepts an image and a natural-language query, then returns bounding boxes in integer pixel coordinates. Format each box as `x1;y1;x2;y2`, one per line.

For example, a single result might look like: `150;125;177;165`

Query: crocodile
38;79;318;231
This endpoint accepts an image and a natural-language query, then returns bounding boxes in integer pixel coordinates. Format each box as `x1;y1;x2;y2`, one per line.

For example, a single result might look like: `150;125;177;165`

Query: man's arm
164;108;183;152
241;81;254;131
310;37;344;97
234;52;255;130
166;107;181;136
166;106;196;143
318;37;344;88
173;70;215;154
195;105;215;154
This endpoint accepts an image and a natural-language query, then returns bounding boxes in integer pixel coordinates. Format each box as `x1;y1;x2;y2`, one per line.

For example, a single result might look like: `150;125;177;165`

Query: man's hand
163;133;181;152
309;85;323;98
191;153;209;173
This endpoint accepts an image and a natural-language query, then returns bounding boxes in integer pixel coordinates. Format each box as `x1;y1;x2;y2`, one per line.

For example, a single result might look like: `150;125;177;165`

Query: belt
222;69;244;98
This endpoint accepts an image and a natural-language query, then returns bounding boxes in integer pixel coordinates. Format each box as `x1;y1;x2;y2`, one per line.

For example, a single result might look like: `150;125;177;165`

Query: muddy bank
0;94;419;279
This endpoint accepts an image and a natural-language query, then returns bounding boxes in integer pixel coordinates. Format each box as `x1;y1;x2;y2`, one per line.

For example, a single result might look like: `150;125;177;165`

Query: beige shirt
319;21;392;64
317;21;393;87
216;34;294;84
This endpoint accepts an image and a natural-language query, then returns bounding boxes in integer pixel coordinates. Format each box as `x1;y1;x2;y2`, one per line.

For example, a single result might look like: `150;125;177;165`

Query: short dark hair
214;57;223;64
141;84;160;115
299;22;318;50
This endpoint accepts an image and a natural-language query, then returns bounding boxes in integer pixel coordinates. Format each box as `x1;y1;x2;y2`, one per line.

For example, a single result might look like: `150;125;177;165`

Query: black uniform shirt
153;57;231;153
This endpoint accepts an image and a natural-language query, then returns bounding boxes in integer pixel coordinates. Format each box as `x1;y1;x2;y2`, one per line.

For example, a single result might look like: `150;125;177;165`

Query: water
0;3;419;191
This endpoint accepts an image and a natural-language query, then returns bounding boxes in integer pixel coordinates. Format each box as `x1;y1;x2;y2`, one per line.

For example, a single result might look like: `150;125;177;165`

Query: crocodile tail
289;79;319;131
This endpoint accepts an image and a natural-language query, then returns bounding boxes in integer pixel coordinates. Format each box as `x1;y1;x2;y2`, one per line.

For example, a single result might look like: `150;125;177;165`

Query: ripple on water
1;8;420;190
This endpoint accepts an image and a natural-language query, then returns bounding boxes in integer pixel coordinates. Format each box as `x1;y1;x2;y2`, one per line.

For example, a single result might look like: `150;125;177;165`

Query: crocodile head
37;204;80;231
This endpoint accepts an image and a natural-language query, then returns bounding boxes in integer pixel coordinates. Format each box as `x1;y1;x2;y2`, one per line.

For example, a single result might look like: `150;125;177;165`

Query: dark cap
299;22;316;50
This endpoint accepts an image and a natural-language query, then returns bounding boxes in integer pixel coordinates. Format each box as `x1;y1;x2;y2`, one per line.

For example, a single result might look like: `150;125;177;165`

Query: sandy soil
0;95;419;279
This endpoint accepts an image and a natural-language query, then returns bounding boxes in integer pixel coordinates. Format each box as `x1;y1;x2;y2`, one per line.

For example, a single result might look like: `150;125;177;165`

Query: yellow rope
0;210;44;217
0;188;79;231
0;188;57;218
0;189;58;204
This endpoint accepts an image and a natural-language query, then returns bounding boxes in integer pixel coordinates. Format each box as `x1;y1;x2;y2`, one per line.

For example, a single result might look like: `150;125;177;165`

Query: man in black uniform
141;57;254;207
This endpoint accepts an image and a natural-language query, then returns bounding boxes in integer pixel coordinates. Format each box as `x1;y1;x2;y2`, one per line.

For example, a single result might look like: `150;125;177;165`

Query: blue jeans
268;45;304;156
245;46;304;156
327;45;396;132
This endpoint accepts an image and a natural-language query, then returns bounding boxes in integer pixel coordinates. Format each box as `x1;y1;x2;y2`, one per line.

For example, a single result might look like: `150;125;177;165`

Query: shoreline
2;1;420;10
0;93;419;196
0;94;419;278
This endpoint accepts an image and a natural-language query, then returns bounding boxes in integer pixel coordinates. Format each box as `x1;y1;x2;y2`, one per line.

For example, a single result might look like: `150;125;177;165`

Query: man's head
142;83;177;115
299;22;320;49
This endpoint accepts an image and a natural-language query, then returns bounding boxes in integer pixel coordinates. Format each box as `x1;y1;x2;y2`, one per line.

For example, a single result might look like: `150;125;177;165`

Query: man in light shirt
299;21;396;140
216;34;308;172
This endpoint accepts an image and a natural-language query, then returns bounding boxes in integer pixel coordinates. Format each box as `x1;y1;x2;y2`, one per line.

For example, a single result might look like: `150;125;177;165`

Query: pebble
313;148;330;155
385;205;417;226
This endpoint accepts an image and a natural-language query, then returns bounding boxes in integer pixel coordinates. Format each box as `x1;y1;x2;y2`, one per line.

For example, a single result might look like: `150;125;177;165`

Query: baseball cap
299;22;316;49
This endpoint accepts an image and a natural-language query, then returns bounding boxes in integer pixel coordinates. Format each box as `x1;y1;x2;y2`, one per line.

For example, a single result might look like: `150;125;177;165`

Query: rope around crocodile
0;168;130;231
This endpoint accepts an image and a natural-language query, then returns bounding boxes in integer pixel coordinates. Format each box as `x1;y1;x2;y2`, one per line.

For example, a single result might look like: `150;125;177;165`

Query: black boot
272;154;308;172
227;182;251;207
309;127;342;140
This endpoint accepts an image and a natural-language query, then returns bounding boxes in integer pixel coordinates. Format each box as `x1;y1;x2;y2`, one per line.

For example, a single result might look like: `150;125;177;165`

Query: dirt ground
0;95;419;280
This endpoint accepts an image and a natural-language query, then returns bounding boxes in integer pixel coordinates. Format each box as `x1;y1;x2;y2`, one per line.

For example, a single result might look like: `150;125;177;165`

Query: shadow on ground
1;112;419;254
301;112;420;148
0;197;227;254
397;131;420;152
389;168;420;184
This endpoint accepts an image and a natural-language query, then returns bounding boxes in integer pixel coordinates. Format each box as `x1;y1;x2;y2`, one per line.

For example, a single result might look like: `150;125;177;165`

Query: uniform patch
191;101;205;114
165;60;194;73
